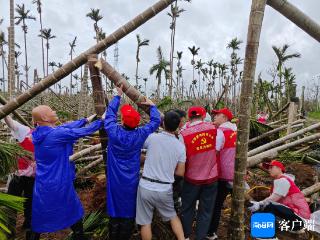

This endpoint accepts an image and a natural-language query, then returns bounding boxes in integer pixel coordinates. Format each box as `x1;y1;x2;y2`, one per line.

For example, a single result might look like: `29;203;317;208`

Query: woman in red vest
249;160;311;232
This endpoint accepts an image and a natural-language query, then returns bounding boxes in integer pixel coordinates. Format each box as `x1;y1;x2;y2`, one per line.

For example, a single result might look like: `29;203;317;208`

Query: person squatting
4;84;311;240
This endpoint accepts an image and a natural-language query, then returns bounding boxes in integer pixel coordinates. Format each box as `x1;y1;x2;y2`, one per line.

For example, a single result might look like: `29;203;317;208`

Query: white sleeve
216;129;225;151
178;144;186;163
10;120;31;143
143;134;152;149
273;178;290;197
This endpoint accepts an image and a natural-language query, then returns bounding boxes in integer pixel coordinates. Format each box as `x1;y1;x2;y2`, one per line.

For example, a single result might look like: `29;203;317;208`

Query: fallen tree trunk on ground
76;156;104;176
249;119;305;144
247;133;320;167
302;183;320;197
248;122;320;157
268;117;288;126
70;144;102;162
0;0;174;119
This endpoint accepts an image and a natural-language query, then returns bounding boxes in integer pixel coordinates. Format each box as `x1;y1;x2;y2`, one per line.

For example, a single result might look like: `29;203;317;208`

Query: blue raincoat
31;119;102;233
104;96;160;218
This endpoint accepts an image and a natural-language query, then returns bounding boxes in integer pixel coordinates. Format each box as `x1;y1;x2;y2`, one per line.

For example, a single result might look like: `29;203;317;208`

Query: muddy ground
14;162;320;240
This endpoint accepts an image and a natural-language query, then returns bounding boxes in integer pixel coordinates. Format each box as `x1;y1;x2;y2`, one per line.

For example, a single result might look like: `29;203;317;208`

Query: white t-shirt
140;131;186;192
273;174;294;197
216;121;237;151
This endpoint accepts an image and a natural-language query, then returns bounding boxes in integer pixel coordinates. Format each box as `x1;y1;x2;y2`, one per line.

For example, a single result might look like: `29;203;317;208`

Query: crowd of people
3;84;311;240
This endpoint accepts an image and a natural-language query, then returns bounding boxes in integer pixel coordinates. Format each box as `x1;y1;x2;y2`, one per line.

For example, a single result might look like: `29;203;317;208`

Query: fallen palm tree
77;156;104;176
248;122;320;157
302;182;320;197
70;143;102;162
249;119;305;144
247;132;320;167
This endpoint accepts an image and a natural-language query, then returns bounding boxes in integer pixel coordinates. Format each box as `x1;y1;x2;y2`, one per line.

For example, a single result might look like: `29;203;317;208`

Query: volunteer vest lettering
181;122;218;184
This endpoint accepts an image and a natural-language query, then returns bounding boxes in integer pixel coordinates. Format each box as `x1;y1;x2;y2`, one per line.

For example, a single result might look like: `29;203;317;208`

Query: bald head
32;105;58;126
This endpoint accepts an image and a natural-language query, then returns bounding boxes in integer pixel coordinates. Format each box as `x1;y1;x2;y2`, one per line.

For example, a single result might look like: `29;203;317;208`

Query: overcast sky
0;0;319;96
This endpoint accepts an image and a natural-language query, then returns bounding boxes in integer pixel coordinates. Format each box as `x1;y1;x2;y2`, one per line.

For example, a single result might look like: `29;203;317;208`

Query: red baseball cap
188;106;206;118
212;108;233;121
262;160;286;172
120;104;141;128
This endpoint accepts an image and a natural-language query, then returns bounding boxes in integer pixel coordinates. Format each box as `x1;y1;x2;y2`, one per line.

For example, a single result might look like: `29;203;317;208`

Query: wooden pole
286;101;298;135
229;0;267;239
70;144;102;162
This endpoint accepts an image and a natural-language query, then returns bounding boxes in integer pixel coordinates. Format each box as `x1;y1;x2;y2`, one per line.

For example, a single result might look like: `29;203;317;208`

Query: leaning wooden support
0;94;32;128
229;0;267;239
70;143;102;162
271;101;290;120
0;0;174;119
267;0;320;43
247;132;320;167
249;119;305;144
248;122;320;157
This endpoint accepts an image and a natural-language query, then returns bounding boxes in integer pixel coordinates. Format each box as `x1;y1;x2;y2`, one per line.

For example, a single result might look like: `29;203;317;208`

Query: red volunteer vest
218;127;237;181
271;175;311;219
17;135;35;172
181;122;218;185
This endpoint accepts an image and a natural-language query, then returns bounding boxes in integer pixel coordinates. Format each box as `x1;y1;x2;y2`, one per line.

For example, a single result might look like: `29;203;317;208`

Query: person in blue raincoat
29;105;102;240
104;85;161;240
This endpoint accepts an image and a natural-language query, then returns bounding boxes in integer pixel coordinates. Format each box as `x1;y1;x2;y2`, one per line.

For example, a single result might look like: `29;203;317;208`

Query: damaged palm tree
228;0;267;239
88;54;108;175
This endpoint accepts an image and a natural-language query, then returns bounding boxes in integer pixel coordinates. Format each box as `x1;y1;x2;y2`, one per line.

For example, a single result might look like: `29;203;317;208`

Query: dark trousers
180;180;218;240
208;181;232;235
108;217;134;240
7;175;34;230
28;219;86;240
258;202;304;231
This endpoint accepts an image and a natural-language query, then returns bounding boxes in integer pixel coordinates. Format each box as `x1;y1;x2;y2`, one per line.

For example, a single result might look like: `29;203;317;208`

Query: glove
248;201;260;212
86;114;97;123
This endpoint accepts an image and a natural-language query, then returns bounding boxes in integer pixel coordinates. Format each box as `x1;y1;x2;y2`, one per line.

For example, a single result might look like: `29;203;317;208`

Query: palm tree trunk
23;23;29;86
135;48;139;87
0;0;174;119
8;0;15;98
39;11;45;77
98;59;151;113
1;46;5;92
88;55;108;176
46;40;49;78
70;52;73;95
78;64;89;118
267;0;320;42
228;0;267;239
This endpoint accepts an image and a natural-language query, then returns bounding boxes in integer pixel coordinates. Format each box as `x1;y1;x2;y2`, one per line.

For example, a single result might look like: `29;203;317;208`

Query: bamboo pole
247;132;320;167
248;122;320;157
229;0;267;239
267;0;320;43
249;119;305;144
0;0;174;119
70;143;102;162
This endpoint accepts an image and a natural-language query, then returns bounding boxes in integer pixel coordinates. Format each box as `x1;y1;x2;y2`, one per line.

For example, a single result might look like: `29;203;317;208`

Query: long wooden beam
0;0;174;119
267;0;320;42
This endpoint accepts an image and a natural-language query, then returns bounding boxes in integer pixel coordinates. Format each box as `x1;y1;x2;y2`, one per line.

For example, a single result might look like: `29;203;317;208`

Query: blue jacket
105;96;160;218
31;119;102;232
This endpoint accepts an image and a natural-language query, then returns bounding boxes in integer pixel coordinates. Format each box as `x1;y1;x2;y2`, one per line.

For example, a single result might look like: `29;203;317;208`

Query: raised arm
59;118;88;129
4;115;31;142
53;119;103;143
139;104;161;138
104;95;121;135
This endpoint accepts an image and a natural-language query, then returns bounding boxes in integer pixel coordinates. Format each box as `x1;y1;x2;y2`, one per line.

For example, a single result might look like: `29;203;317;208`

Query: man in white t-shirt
136;111;186;240
249;160;311;232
